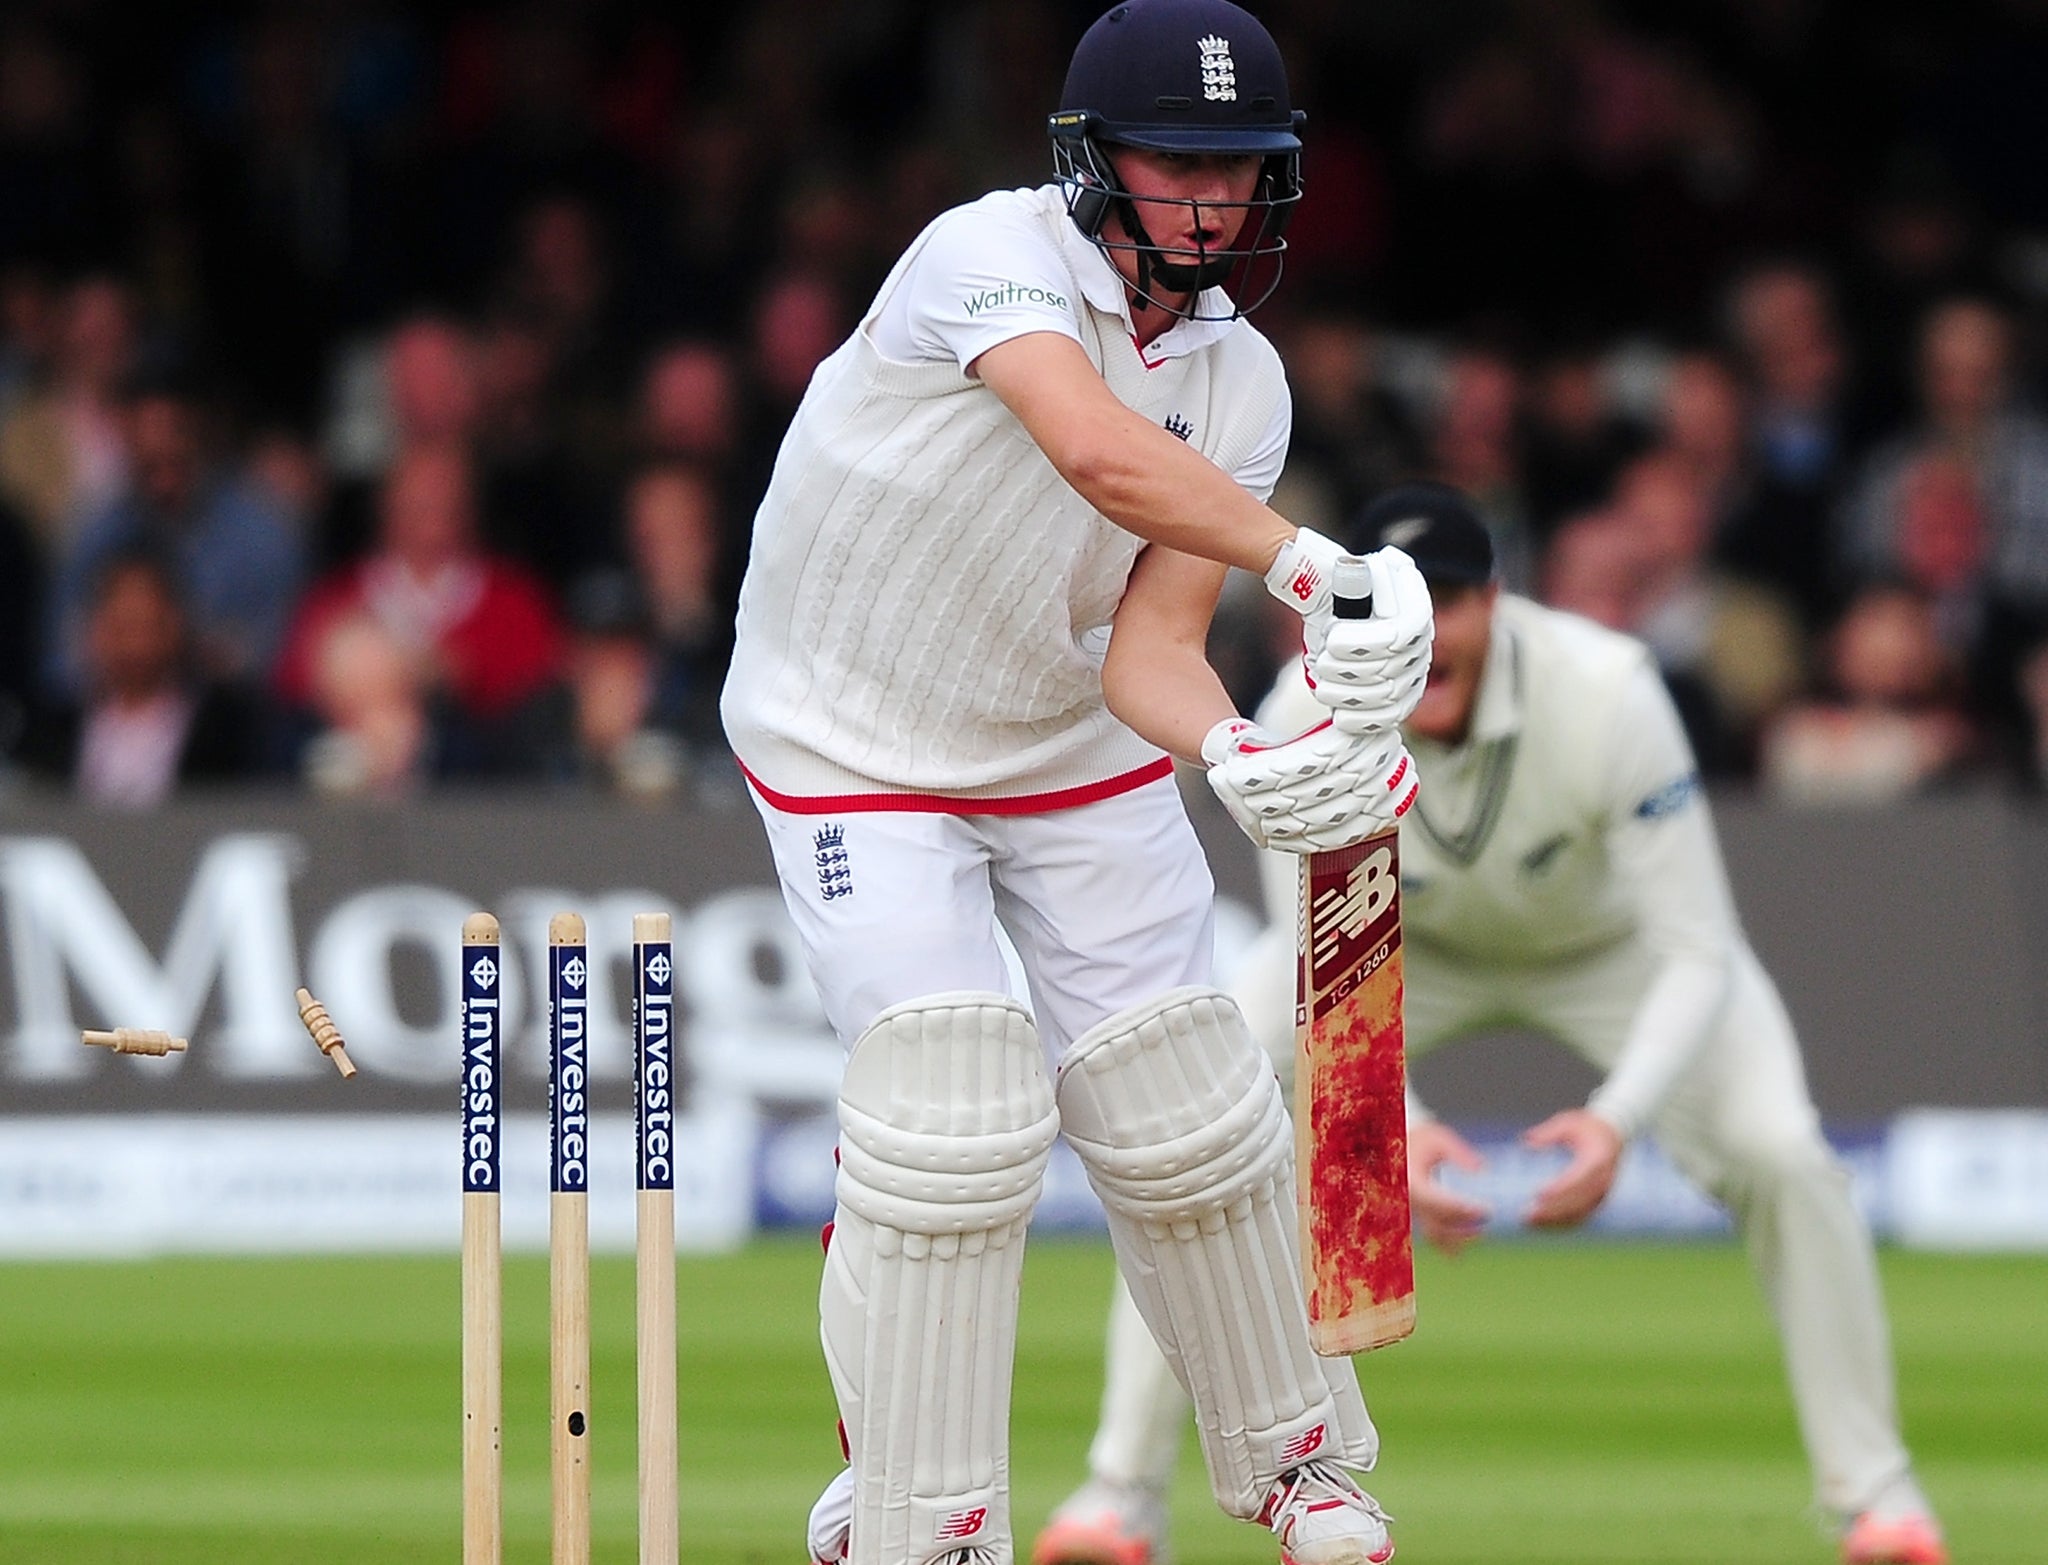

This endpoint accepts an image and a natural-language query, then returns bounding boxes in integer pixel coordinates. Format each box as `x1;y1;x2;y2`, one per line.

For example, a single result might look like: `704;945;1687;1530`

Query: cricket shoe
1840;1510;1948;1565
1030;1477;1170;1565
1257;1461;1393;1565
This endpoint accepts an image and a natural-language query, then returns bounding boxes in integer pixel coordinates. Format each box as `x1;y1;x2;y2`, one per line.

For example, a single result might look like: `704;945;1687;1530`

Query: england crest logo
1198;34;1236;102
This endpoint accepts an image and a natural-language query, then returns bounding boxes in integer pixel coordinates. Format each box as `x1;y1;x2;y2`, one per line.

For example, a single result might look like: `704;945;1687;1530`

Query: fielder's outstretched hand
1308;545;1433;734
1523;1108;1624;1229
1408;1119;1491;1256
1202;717;1418;853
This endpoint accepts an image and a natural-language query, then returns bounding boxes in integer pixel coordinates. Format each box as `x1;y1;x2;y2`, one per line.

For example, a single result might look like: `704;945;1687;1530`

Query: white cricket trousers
746;773;1216;1064
1090;922;1917;1520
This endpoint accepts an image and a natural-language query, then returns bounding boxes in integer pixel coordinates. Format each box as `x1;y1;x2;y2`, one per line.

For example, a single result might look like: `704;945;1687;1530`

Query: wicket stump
549;912;592;1565
460;908;680;1563
634;913;679;1565
461;913;503;1565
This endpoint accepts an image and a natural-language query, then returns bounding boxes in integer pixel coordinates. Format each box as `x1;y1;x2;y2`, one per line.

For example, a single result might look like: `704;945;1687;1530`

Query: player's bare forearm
974;332;1293;574
1106;655;1235;762
1102;544;1235;761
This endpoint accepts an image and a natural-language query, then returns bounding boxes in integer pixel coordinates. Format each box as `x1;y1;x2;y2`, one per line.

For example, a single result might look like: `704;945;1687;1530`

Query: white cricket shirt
722;183;1290;810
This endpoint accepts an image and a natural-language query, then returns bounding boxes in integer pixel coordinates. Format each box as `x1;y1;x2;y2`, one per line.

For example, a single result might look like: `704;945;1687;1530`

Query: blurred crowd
7;0;2048;808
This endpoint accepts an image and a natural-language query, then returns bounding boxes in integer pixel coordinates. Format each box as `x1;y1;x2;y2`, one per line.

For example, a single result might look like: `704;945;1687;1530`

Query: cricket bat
1294;568;1418;1354
1295;822;1415;1355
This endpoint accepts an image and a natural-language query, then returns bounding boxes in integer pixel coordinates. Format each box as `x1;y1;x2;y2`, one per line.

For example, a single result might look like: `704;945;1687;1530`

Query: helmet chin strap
1115;199;1236;312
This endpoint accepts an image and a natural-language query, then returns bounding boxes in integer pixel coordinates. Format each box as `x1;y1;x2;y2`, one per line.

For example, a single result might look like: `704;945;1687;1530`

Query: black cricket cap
1058;0;1301;155
1348;482;1498;585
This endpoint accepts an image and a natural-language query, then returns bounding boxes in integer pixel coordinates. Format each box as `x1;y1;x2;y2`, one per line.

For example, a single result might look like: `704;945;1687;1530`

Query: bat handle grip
1331;556;1375;620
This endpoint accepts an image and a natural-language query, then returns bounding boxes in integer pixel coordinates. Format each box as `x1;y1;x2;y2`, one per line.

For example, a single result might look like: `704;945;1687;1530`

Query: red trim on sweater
738;755;1175;816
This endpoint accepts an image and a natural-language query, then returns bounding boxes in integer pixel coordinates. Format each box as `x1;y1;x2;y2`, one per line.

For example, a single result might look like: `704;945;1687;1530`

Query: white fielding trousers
1092;921;1918;1521
747;774;1217;1055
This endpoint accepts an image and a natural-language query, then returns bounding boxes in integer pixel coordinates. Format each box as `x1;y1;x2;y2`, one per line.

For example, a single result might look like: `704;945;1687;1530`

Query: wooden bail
296;988;360;1079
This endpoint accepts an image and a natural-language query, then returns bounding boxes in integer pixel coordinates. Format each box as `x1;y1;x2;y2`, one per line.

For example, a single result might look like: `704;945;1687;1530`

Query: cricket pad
1055;985;1379;1518
824;991;1059;1565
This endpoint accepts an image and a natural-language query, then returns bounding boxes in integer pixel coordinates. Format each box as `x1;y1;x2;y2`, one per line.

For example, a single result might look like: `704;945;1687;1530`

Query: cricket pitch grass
0;1238;2039;1563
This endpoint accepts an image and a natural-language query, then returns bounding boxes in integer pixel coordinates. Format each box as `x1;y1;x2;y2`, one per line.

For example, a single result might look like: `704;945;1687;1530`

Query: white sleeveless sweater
722;192;1288;808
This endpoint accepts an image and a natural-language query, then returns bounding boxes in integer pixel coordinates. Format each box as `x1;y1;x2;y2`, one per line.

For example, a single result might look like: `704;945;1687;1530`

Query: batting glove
1307;545;1434;734
1202;717;1421;854
1263;527;1349;626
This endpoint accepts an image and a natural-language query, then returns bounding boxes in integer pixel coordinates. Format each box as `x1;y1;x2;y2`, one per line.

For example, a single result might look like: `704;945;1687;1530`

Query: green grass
0;1239;2039;1563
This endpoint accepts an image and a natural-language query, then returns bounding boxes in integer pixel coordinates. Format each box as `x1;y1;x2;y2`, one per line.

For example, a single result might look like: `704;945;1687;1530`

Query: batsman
720;4;1431;1563
1037;484;1946;1565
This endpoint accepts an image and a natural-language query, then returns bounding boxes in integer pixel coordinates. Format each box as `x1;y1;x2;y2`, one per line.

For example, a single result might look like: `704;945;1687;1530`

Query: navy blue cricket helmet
1049;0;1304;319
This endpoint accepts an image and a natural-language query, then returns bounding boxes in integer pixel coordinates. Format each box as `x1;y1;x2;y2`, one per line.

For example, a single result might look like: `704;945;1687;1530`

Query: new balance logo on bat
1311;845;1397;977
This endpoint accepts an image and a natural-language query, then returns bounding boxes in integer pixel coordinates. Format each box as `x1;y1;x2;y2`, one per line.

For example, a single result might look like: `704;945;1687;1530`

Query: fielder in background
1035;483;1946;1565
719;3;1432;1564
